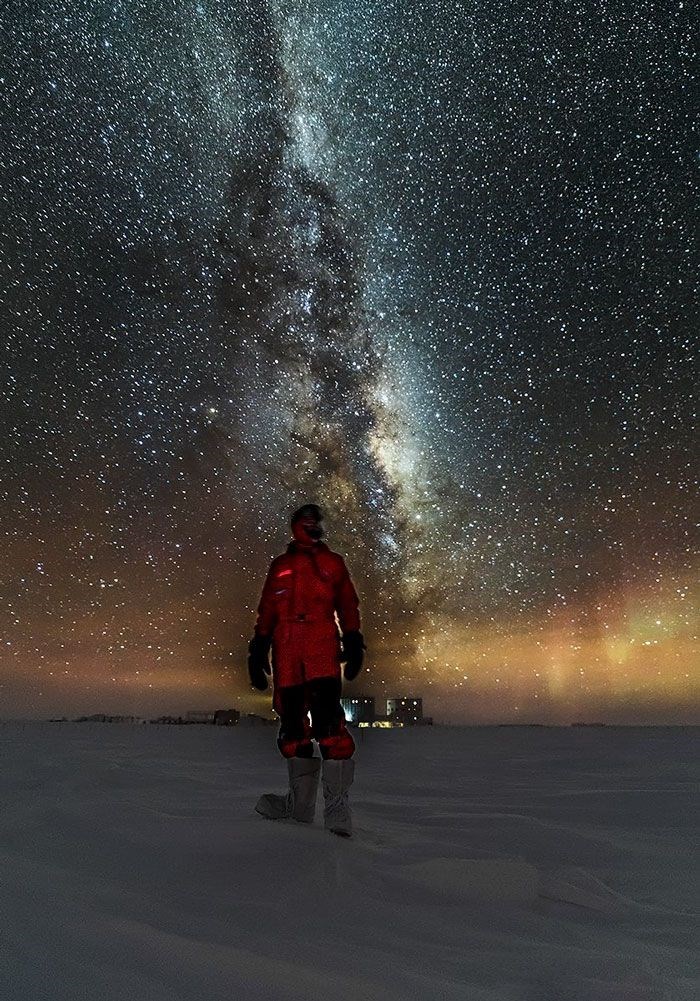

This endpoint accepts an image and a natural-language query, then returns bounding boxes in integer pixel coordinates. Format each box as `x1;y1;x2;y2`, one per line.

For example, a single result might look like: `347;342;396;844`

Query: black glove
248;634;272;691
341;630;365;681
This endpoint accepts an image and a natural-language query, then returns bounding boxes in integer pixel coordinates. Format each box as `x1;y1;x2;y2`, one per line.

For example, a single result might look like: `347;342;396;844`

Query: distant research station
68;695;432;728
341;696;433;728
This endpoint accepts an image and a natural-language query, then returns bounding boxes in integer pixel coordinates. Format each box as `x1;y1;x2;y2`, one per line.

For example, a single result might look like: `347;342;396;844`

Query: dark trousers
274;676;355;760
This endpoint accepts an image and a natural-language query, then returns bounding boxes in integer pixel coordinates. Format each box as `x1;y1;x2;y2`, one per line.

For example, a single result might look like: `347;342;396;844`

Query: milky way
1;1;696;722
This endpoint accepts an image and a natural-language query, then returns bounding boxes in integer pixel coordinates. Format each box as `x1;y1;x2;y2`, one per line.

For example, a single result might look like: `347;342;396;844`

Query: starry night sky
1;1;697;722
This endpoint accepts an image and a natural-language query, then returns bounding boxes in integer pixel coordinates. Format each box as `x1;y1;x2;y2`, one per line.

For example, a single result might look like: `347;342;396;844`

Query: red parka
254;542;360;688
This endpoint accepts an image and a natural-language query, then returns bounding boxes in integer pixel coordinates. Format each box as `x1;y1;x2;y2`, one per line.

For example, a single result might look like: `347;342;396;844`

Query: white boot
322;758;355;837
255;757;321;823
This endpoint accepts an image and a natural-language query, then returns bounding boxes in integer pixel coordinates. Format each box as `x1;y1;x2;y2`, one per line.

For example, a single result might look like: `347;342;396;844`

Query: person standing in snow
247;503;365;837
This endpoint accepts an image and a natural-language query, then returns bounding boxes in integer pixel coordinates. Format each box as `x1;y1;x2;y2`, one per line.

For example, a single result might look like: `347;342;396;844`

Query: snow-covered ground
1;722;696;1001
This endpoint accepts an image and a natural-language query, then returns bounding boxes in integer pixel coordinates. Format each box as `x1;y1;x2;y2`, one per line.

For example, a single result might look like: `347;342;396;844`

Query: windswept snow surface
0;723;697;1001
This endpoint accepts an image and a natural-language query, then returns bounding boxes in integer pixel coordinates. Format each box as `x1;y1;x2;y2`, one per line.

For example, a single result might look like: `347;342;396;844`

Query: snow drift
0;722;696;1001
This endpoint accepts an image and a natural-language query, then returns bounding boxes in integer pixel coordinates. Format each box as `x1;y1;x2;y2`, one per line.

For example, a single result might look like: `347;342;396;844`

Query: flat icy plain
0;722;697;1001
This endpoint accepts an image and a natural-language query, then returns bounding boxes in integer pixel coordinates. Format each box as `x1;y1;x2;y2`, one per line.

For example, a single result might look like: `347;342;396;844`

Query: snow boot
322;758;355;837
255;756;321;823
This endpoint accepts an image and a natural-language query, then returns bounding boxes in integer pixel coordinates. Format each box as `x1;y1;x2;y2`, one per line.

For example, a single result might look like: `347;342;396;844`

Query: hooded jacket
254;541;360;687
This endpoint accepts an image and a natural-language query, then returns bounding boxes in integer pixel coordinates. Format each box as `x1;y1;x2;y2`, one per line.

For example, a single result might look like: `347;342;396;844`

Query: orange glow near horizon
4;572;696;724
